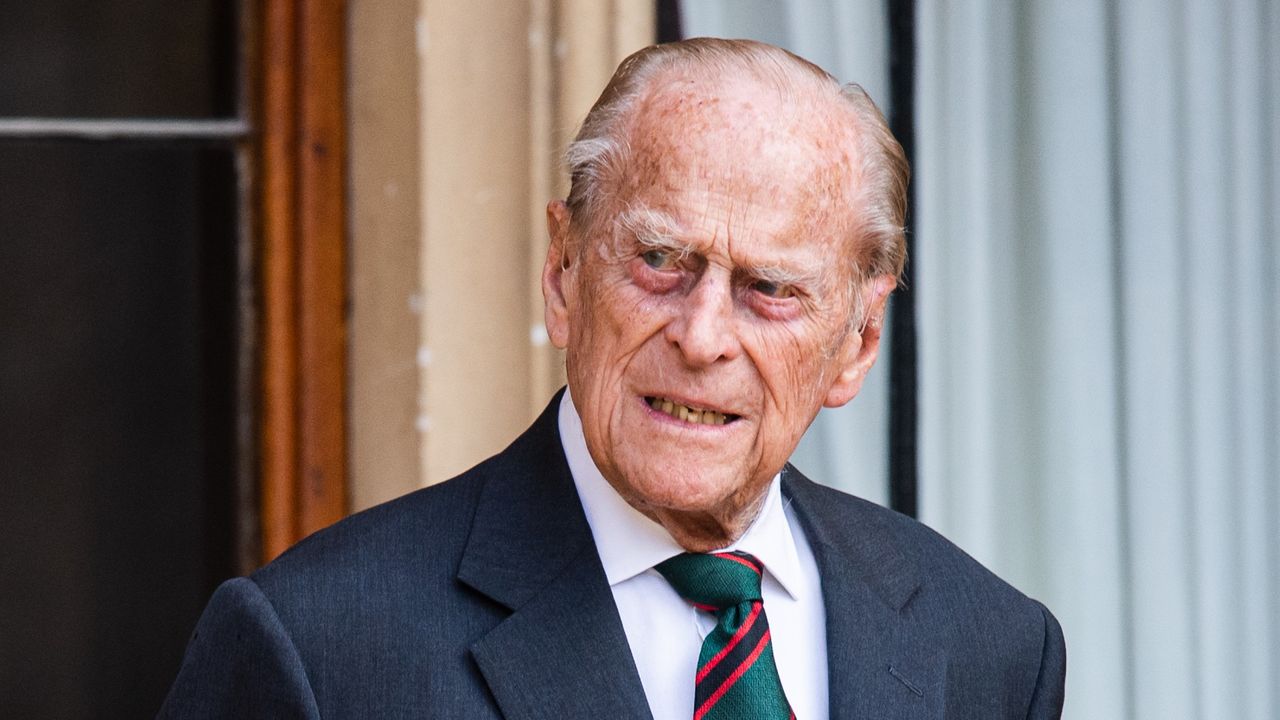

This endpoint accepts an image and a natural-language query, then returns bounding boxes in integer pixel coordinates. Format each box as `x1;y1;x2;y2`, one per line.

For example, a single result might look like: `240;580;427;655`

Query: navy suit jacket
160;394;1065;718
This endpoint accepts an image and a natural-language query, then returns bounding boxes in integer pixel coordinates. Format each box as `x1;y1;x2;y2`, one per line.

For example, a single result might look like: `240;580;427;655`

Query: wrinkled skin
543;74;895;551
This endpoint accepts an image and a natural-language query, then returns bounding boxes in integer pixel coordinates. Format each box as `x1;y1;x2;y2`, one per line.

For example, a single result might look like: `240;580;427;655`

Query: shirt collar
558;389;806;600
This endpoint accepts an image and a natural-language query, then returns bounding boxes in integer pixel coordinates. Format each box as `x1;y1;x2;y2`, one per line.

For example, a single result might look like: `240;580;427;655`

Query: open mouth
644;396;741;426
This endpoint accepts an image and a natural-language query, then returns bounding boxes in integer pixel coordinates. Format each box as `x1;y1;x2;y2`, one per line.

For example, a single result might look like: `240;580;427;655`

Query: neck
632;486;771;553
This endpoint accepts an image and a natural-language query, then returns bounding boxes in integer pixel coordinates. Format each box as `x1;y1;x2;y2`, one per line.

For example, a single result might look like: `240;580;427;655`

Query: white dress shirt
558;391;829;720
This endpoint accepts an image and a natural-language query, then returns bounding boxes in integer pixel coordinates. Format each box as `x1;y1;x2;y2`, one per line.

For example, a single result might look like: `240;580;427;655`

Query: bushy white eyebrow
748;262;822;289
616;205;693;258
614;202;826;293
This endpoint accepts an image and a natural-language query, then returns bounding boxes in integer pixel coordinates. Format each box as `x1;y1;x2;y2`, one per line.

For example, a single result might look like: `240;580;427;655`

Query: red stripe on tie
692;601;719;612
694;629;773;720
695;601;762;683
715;552;762;574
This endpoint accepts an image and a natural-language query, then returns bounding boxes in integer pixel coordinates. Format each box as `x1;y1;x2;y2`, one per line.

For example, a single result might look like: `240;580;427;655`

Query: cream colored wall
348;0;654;511
349;0;423;512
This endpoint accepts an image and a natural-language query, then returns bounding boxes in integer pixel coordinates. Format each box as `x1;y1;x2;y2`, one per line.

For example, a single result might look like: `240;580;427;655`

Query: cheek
744;320;836;406
587;269;680;339
567;272;673;380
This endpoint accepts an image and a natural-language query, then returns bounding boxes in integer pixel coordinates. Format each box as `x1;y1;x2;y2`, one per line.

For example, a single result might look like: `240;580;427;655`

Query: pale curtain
917;1;1279;718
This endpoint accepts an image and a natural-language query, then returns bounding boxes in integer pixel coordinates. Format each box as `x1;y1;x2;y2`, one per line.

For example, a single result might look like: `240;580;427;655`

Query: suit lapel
457;394;652;720
784;467;946;720
470;545;653;720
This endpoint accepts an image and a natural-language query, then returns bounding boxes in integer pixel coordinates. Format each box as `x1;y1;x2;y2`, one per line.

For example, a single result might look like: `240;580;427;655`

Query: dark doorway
0;2;248;716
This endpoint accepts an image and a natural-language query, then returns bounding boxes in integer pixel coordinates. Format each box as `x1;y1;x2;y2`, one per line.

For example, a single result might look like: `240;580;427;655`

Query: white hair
563;37;909;290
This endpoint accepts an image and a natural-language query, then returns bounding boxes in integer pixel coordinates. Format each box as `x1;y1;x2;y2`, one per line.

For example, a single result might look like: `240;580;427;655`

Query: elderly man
161;38;1065;719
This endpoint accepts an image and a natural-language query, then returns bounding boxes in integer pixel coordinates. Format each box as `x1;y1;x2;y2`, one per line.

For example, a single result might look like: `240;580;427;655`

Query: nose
664;272;741;367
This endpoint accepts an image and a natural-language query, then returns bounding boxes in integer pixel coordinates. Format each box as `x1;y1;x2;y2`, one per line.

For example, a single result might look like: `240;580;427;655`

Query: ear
823;274;896;408
542;199;576;349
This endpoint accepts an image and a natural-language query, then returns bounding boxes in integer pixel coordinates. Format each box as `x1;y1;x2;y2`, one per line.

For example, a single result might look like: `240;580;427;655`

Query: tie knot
655;551;764;611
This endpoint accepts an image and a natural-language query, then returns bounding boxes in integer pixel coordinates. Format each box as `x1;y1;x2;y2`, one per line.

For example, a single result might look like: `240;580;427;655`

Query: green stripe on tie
657;551;794;720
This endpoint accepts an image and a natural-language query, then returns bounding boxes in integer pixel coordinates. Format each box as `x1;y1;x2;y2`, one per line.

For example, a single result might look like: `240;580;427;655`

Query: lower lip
639;395;740;431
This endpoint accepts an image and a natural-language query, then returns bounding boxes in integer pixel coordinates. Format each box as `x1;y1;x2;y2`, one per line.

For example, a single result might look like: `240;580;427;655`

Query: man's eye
752;279;795;299
641;249;676;270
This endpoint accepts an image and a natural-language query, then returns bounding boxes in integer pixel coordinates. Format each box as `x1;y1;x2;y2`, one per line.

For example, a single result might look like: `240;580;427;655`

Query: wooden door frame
258;0;348;564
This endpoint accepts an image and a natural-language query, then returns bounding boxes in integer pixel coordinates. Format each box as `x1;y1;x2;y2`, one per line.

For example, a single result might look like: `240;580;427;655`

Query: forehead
615;74;861;240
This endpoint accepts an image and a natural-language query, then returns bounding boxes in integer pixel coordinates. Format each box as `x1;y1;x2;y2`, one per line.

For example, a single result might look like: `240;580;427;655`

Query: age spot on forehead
670;81;840;155
611;79;860;253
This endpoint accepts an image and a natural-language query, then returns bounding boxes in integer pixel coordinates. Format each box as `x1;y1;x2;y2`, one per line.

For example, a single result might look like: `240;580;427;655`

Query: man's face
544;77;893;543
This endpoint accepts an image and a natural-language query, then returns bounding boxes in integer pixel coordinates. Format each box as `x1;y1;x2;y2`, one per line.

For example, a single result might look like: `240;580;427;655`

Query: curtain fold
919;0;1280;717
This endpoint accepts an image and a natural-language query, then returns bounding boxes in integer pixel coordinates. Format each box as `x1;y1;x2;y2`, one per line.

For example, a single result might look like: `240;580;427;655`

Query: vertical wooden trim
260;0;301;563
296;0;348;540
259;0;348;564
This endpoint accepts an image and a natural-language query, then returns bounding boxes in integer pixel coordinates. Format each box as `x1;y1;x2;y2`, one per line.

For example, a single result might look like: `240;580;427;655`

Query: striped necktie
656;551;795;720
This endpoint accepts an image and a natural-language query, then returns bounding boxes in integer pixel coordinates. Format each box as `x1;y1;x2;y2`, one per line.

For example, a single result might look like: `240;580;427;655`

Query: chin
617;463;748;515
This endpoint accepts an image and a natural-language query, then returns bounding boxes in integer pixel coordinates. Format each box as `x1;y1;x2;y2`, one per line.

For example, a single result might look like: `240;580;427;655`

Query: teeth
648;397;731;425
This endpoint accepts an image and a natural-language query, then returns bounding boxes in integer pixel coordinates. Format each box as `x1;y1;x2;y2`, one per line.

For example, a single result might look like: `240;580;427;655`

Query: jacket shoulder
788;471;1043;610
252;456;497;598
786;470;1062;660
786;472;1065;715
166;393;576;717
